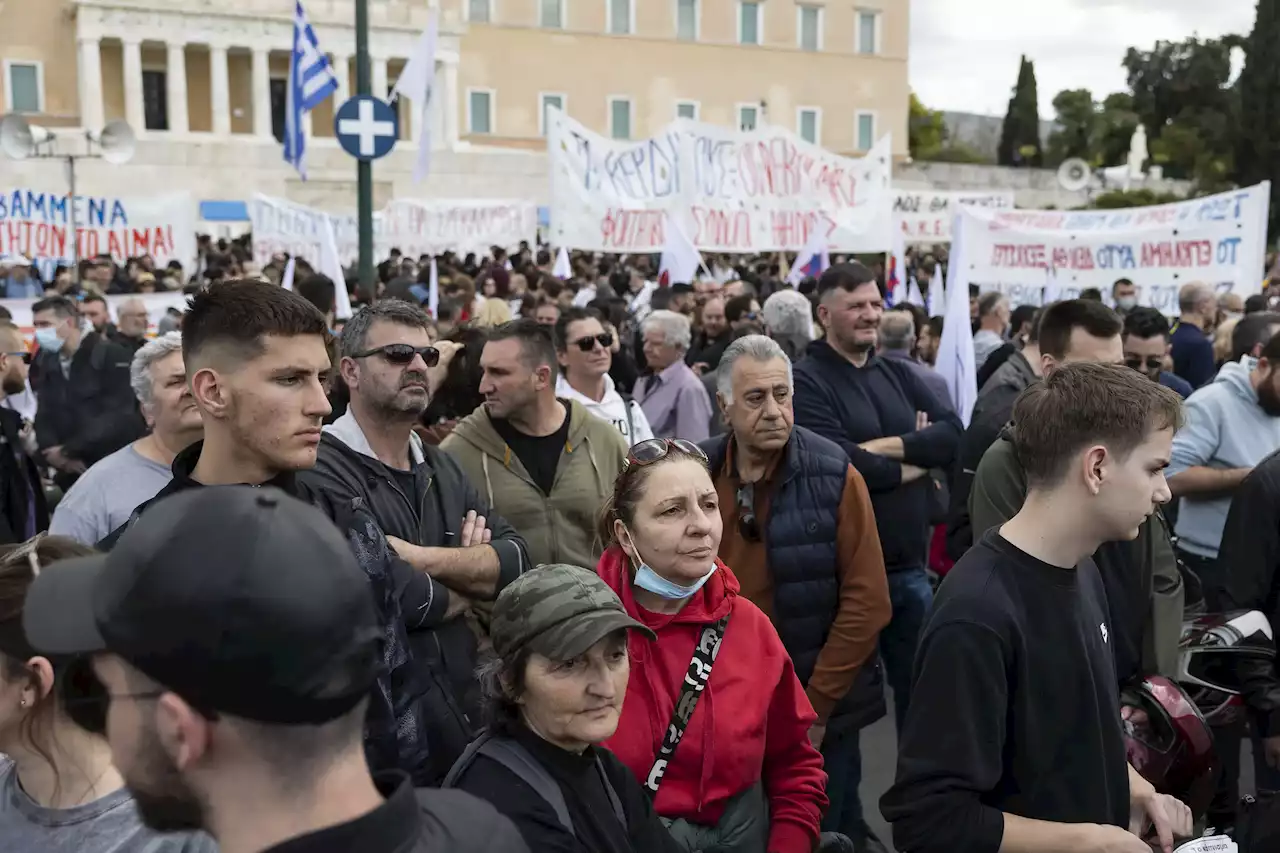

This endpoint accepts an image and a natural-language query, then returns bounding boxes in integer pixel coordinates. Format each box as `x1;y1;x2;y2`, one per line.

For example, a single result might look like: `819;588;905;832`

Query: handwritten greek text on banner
547;108;894;253
0;190;196;279
250;195;538;268
955;183;1271;313
893;190;1015;243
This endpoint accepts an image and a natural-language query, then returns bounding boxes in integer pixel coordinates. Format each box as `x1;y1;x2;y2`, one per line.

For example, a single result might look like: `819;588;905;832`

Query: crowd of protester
2;236;1280;853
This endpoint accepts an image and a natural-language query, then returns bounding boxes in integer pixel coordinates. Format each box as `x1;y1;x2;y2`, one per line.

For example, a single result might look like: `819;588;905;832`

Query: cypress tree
1237;0;1280;237
998;56;1044;167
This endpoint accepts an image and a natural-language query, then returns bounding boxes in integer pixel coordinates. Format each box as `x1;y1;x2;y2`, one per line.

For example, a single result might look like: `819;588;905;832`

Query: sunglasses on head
352;344;440;367
624;438;708;470
3;351;31;365
573;332;614;352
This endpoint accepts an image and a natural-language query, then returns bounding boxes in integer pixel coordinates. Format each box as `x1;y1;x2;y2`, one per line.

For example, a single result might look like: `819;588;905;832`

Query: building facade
0;0;908;216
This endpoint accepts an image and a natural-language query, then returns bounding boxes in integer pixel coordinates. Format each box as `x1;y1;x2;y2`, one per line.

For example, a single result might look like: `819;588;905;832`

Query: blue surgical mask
34;327;62;353
632;560;717;600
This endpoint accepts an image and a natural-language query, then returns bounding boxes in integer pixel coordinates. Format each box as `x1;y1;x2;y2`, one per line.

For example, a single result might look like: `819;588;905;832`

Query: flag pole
354;0;375;302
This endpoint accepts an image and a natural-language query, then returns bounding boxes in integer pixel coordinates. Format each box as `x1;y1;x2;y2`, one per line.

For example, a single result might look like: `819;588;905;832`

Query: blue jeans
881;567;934;731
820;726;864;840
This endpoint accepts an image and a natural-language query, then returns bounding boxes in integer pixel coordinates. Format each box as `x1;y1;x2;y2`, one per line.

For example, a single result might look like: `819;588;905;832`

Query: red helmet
1177;610;1275;727
1122;675;1218;820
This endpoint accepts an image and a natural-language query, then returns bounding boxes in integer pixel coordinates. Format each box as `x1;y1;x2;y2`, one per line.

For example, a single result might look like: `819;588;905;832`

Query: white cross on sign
338;100;396;157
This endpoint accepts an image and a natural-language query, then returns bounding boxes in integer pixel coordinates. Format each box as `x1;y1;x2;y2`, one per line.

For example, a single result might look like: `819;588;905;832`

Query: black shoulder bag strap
643;611;731;795
619;392;636;443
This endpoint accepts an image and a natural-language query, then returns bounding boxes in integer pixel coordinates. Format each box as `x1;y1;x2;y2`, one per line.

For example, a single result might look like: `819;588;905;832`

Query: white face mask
1116;296;1137;311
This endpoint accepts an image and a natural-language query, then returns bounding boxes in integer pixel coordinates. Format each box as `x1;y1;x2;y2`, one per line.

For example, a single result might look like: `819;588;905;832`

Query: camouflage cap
491;564;656;662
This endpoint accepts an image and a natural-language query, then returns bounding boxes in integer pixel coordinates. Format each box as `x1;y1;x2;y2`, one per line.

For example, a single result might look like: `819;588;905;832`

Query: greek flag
284;0;339;179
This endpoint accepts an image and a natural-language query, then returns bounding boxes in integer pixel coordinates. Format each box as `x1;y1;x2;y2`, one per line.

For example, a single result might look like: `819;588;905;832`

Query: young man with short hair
1123;307;1192;398
883;362;1193;853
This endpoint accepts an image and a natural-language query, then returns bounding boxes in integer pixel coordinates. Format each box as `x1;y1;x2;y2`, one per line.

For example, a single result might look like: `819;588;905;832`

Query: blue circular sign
334;95;399;161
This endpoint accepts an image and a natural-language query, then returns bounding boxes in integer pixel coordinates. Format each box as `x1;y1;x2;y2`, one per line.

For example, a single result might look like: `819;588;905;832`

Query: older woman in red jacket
596;438;827;853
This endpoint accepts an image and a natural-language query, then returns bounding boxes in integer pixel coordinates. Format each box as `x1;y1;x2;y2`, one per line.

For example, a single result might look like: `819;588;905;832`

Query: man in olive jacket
970;428;1184;681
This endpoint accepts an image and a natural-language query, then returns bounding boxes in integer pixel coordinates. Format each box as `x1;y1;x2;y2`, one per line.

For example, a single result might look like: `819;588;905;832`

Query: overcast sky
909;0;1255;118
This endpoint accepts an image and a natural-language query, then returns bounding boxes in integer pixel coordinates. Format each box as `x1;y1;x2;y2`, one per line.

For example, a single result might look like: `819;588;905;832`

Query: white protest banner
893;190;1015;243
547;109;894;253
0;189;196;280
955;183;1271;313
250;195;536;268
0;292;189;336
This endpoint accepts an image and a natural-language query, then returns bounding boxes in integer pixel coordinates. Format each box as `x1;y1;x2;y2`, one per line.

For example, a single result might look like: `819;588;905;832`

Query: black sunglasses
1126;356;1163;372
624;438;708;470
736;483;761;542
58;657;166;736
573;332;614;352
352;344;440;367
3;351;31;365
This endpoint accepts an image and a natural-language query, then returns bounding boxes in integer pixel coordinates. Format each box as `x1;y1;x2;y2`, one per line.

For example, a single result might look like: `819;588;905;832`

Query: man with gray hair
49;332;203;544
635;309;714;441
299;300;530;783
1171;281;1219;389
701;334;892;849
880;310;951;411
762;288;815;361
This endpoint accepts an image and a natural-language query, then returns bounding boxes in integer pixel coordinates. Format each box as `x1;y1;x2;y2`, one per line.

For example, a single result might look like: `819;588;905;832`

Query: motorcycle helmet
1177;610;1276;727
1122;675;1218;820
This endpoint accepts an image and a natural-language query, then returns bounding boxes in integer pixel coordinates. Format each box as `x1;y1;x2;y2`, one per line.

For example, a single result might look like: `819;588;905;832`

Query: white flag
390;7;439;183
320;215;353;320
658;215;702;287
428;256;439;318
280;257;297;292
553;246;572;279
935;219;977;425
905;276;924;306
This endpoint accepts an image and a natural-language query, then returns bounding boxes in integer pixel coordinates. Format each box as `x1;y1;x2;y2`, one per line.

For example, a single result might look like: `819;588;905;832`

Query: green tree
1236;0;1280;237
1046;88;1097;166
1095;93;1142;169
1085;188;1186;210
1122;36;1240;186
908;92;947;159
998;56;1043;167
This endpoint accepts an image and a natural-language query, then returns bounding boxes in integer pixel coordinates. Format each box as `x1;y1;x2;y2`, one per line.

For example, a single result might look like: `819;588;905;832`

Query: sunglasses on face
573;332;614;352
58;657;168;736
352;344;440;367
736;483;761;542
1126;356;1163;373
624;438;708;470
3;351;31;365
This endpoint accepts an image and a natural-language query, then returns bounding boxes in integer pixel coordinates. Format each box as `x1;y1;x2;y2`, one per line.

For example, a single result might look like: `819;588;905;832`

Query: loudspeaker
97;120;136;165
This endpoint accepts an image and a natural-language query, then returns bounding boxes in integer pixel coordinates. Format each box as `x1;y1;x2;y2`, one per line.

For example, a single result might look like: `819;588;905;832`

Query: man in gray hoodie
1169;315;1280;606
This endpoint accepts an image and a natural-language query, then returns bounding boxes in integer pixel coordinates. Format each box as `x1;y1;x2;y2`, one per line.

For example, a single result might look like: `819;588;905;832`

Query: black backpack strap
443;734;575;836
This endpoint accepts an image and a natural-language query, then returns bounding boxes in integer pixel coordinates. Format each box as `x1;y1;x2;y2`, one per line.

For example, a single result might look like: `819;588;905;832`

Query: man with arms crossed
882;363;1193;853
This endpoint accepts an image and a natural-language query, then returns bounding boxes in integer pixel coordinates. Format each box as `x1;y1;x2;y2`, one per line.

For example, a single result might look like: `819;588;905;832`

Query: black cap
23;487;381;725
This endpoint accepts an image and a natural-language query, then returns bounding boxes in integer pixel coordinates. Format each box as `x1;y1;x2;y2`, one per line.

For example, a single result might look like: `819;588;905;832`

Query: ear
1081;445;1109;495
534;364;553;390
499;669;523;705
815;303;830;329
190;367;228;419
612;518;635;560
154;693;212;772
716;391;730;420
1165;342;1173;357
23;656;55;703
141;401;157;430
1040;353;1057;376
338;356;360;391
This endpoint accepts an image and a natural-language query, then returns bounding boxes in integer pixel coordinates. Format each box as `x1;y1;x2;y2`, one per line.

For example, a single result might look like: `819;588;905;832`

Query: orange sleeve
805;465;892;723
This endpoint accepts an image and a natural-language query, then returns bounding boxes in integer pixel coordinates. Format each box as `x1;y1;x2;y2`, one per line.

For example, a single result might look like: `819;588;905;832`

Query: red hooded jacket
597;547;828;853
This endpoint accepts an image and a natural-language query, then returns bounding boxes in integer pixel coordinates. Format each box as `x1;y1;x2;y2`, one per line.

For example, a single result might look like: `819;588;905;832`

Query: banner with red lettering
0;189;196;280
955;183;1270;313
893;190;1015;243
546;108;894;254
250;194;537;268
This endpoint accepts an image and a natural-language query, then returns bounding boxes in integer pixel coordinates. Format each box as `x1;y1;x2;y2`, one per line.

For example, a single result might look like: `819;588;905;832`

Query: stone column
77;37;104;132
332;53;350;105
440;59;458;147
121;38;144;131
209;45;231;135
371;56;388;100
166;42;189;133
251;48;272;137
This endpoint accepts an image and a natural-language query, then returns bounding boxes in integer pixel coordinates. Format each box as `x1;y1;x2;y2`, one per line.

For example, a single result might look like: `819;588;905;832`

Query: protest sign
0;292;189;338
0;189;196;281
954;183;1271;313
250;195;537;268
893;190;1015;243
546;109;894;254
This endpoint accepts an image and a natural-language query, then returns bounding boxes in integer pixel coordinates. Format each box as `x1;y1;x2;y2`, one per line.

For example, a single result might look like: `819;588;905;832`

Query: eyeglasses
1125;356;1163;373
3;351;31;365
624;438;708;470
736;483;761;542
573;332;614;352
351;344;440;367
59;657;166;736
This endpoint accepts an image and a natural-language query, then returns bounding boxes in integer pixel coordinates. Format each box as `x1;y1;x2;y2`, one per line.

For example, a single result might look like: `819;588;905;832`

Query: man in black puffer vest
702;335;892;853
99;281;441;786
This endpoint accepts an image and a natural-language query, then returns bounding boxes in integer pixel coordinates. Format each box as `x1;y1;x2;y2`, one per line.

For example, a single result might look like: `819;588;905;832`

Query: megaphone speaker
0;114;35;161
98;120;136;165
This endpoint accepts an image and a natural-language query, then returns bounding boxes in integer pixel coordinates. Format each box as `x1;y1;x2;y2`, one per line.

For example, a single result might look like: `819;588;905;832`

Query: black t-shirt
452;726;683;853
388;466;419;520
881;530;1129;853
492;409;570;496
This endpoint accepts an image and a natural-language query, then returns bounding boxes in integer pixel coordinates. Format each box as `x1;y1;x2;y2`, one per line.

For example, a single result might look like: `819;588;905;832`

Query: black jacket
33;332;144;467
792;340;962;573
0;408;47;543
1214;448;1280;735
945;351;1038;561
